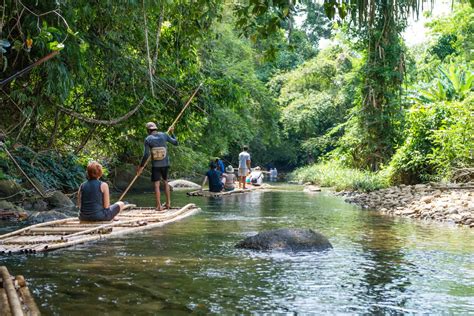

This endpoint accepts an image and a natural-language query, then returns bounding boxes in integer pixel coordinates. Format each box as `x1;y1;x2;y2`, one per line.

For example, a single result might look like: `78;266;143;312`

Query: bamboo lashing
118;82;203;201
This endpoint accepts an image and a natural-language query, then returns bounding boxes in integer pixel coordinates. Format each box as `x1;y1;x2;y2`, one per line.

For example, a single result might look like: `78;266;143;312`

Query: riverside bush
12;147;85;192
389;96;473;183
291;161;389;192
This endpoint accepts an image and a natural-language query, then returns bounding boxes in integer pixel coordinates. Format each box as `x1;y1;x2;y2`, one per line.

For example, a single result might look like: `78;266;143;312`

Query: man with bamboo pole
137;122;178;211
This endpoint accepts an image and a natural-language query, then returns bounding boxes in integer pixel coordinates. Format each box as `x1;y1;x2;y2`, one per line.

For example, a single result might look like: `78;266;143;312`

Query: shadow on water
0;188;473;314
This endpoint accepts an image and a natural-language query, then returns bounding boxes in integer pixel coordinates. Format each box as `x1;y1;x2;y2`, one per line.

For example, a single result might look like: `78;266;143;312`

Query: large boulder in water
236;228;332;252
169;179;201;190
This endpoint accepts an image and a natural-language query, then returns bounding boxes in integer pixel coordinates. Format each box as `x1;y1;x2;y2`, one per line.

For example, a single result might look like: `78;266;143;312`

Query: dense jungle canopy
0;0;472;192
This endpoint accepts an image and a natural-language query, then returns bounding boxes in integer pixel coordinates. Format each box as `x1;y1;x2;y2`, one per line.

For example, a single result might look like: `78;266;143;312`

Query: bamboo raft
0;204;199;255
0;266;40;316
187;185;266;197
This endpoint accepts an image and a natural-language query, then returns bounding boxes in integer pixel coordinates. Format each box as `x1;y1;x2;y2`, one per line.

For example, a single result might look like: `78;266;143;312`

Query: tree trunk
358;0;404;170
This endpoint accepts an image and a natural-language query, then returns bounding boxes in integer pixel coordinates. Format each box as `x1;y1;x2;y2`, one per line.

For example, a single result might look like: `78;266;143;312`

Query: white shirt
238;151;250;169
249;171;263;185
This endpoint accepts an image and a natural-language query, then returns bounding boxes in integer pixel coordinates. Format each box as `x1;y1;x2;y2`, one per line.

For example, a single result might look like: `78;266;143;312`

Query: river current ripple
1;189;473;314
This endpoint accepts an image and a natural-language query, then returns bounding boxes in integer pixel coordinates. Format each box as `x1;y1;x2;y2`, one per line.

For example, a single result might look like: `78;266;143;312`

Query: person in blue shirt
215;157;225;174
137;122;178;211
202;161;223;192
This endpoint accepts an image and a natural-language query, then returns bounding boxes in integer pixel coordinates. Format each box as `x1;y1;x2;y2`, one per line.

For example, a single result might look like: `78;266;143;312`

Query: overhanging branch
57;97;146;125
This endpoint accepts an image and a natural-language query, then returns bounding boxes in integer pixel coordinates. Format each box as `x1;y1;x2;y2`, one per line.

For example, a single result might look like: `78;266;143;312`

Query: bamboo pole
0;218;74;240
0;286;12;315
35;205;199;253
0;266;23;316
0;51;59;87
16;275;41;316
0;204;198;254
0;141;46;198
118;83;203;201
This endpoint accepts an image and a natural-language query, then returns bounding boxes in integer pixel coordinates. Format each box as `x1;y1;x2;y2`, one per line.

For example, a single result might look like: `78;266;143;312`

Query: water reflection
354;213;414;314
0;189;473;314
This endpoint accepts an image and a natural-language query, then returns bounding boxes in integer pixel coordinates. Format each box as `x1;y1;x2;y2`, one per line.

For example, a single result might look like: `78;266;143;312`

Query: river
1;188;473;314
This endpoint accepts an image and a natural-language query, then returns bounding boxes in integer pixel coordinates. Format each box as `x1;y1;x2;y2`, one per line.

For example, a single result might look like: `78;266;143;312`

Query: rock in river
236;228;333;252
46;191;75;210
304;185;321;193
168;179;201;190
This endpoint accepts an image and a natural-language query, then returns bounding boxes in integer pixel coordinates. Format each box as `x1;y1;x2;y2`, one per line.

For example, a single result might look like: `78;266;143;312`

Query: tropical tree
234;0;473;170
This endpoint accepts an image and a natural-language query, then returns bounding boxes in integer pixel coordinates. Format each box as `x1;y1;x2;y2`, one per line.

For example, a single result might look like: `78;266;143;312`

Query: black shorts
151;166;169;182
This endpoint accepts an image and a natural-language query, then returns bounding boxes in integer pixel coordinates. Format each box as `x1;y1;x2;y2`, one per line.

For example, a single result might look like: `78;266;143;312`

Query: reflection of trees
354;213;414;313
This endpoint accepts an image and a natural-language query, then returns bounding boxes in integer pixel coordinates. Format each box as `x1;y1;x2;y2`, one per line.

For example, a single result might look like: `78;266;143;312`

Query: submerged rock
169;179;201;190
236;228;333;252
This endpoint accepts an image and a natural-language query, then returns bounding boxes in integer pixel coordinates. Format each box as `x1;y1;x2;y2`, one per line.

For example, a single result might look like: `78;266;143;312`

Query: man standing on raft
238;145;251;189
137;122;178;211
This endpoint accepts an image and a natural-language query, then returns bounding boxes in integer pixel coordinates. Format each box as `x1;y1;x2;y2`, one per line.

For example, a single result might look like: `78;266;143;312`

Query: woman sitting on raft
77;161;126;221
222;165;236;191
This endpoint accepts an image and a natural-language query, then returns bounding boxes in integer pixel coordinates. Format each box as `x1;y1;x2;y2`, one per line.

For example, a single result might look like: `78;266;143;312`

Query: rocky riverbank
337;182;474;228
0;172;202;223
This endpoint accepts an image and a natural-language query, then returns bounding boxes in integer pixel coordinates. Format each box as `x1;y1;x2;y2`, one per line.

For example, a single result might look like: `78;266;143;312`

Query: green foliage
11;146;85;192
0;1;472;192
0;1;283;181
388;5;474;184
272;44;359;165
429;34;458;61
425;5;473;64
291;161;389;192
429;96;474;177
389;96;473;183
414;64;473;102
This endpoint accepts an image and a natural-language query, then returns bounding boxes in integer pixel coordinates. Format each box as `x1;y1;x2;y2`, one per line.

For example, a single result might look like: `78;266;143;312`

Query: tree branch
57;97;146;126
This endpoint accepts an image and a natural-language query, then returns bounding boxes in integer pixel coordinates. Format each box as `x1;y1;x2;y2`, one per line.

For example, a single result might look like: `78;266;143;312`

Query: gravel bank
337;182;474;228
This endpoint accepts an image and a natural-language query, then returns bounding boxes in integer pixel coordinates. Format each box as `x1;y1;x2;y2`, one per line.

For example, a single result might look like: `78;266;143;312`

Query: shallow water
1;189;473;314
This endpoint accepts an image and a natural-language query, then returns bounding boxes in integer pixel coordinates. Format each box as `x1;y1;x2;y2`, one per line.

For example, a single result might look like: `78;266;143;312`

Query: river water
1;188;473;314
